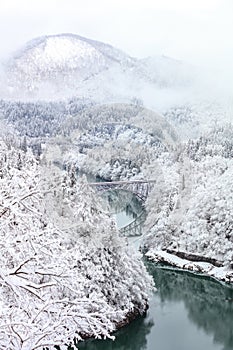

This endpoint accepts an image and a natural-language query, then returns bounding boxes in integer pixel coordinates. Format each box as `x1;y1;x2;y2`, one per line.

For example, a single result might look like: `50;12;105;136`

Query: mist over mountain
1;33;196;102
133;55;196;88
0;27;233;350
0;33;231;140
3;33;135;100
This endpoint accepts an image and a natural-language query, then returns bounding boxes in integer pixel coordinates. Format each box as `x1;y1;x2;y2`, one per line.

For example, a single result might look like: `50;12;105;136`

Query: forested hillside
0;30;233;350
0;137;153;350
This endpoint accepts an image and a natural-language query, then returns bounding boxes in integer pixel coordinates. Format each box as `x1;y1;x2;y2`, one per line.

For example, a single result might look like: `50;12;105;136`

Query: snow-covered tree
0;139;153;350
143;146;233;269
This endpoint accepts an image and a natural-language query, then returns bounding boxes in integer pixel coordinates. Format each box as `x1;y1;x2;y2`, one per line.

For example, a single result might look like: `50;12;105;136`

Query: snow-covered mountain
3;33;198;102
4;33;135;99
1;32;230;140
133;55;196;88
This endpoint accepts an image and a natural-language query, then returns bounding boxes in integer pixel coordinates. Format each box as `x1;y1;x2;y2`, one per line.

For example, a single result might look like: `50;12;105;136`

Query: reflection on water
78;264;233;350
101;189;143;228
102;189;143;216
148;264;233;350
79;171;145;230
78;313;153;350
79;172;233;349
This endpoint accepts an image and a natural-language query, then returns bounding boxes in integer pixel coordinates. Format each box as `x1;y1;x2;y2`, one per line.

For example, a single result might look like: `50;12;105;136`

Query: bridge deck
89;179;156;186
88;179;154;237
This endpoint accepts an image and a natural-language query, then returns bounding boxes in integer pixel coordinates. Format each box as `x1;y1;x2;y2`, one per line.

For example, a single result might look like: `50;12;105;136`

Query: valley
0;33;232;350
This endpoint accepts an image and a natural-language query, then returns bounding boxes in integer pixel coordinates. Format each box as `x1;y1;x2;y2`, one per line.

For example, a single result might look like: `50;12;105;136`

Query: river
78;263;233;350
101;188;143;227
79;177;233;350
79;173;143;230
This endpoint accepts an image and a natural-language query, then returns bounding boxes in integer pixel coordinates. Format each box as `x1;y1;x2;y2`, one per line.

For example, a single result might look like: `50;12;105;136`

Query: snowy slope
62;103;178;181
133;55;196;88
2;32;230;140
10;33;134;73
3;33;198;103
5;33;135;99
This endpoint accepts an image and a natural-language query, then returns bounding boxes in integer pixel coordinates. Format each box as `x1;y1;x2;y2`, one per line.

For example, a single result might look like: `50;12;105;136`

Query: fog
1;0;233;64
0;0;233;108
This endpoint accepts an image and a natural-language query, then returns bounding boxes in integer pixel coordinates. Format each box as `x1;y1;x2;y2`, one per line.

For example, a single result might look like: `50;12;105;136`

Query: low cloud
0;0;232;107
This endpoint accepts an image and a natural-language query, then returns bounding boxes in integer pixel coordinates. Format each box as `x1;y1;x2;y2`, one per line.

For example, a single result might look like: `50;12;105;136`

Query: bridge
119;210;147;237
89;179;156;237
89;179;156;202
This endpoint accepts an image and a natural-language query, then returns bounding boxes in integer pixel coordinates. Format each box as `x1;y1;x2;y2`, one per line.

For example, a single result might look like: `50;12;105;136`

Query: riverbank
145;249;233;284
78;263;233;350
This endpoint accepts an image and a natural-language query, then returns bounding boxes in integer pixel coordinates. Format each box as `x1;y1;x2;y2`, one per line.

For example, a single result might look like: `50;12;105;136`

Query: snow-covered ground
142;128;233;285
1;31;233;350
0;137;153;350
146;250;233;284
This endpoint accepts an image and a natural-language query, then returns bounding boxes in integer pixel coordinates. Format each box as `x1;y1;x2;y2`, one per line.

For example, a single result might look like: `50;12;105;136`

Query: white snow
0;138;153;350
0;31;233;350
29;36;105;70
146;250;233;283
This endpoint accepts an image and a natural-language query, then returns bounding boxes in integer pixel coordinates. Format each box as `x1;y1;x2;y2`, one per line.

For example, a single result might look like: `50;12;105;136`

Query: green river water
78;181;233;350
79;264;233;350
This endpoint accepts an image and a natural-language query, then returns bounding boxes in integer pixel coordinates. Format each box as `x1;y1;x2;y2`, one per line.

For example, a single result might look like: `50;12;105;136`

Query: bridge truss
89;179;156;237
119;210;147;237
89;179;155;202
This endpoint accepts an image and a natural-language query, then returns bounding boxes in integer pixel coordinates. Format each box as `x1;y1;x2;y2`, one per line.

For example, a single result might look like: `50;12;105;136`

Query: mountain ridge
12;33;135;65
3;33;195;101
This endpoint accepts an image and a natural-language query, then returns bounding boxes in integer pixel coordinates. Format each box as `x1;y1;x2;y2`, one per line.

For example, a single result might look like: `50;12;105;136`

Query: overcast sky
0;0;233;72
